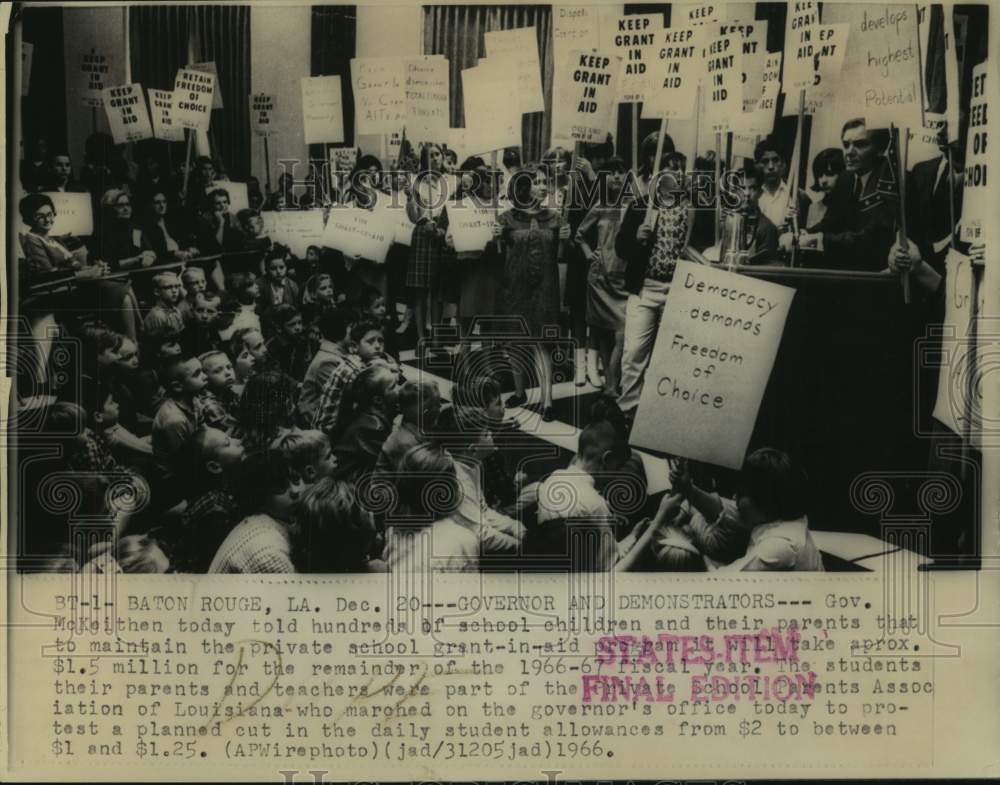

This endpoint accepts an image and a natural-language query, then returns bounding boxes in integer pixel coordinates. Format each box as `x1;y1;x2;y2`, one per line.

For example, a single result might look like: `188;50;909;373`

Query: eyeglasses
34;210;57;221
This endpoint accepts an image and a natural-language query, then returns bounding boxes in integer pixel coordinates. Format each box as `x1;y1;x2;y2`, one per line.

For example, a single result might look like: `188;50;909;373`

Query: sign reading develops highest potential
630;262;794;470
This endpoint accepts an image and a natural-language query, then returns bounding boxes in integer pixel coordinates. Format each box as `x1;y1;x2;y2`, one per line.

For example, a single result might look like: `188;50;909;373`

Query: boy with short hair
183;291;222;357
376;380;441;473
152;357;207;471
199;350;240;419
270;428;337;484
179;266;208;322
260;248;300;312
143;272;185;335
299;309;355;427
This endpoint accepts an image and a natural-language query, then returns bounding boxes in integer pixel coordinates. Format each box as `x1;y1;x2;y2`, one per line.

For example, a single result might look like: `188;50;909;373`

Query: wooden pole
263;136;272;194
692;85;702;170
892;124;911;304
181;129;194;201
643;118;668;227
946;146;957;249
960;262;982;484
714;131;722;245
631;103;639;173
787;89;807;268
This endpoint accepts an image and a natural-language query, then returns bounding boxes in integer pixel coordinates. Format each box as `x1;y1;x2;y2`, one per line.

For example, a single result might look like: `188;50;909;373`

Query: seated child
179;266;208;322
199;350;240;419
294;477;386;572
270;428;337;484
376;379;440;473
265;304;311;379
143;272;185;335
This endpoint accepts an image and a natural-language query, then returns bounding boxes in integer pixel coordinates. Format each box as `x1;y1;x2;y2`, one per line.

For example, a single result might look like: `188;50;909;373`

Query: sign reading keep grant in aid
630;262;795;470
172;68;215;133
553;50;621;144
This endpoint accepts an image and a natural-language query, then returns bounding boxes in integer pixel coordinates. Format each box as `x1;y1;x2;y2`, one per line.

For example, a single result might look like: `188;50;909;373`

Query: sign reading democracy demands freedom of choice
250;93;276;137
34;192;94;237
322;203;394;264
102;83;154;145
404;56;450;142
172;68;216;133
630;261;795;470
485;27;545;114
448;199;497;254
351;57;406;136
261;210;326;259
704;33;744;132
149;89;184;141
932;249;984;446
553;50;621;144
960;61;988;244
642;26;705;120
822;3;924;130
301;75;344;144
608;14;663;104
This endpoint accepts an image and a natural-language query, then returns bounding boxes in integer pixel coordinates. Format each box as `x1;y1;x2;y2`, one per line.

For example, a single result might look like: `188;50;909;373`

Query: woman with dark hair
806;147;846;230
495;164;571;421
405;143;453;353
143;191;199;261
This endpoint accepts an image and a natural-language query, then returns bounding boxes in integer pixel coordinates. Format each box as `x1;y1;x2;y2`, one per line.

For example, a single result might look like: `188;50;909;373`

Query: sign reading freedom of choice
172;68;215;133
630;262;794;470
554;50;620;143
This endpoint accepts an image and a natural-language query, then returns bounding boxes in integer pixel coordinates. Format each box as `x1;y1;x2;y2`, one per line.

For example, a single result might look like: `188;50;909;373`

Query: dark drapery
19;6;68;154
310;5;357;165
130;5;251;180
423;4;552;163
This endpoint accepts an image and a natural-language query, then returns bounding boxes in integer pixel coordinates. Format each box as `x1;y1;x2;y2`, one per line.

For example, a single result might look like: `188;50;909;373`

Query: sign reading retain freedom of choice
630;262;795;470
102;83;153;145
553;50;621;143
172;68;216;133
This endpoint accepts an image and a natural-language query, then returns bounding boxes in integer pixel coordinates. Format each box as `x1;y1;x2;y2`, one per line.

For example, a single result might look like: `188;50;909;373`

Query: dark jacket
905;155;964;275
814;161;897;272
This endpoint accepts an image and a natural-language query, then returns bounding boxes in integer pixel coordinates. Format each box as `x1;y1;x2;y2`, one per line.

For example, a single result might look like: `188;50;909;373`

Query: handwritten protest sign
190;62;224;110
330;147;358;173
783;24;849;116
932;249;982;443
351;57;406;136
608;14;662;103
679;2;721;27
260;210;326;259
102;83;153;145
322;204;394;264
448;199;497;254
552;6;609;144
720;20;768;112
642;26;705;120
404;56;450;141
462;60;521;154
960;61;988;244
77;48;114;107
735;52;783;134
301;75;344;144
149;89;184;142
37;192;94;237
207;181;249;213
704;33;743;132
485;27;545;114
22;42;32;96
783;1;820;91
630;262;794;469
172;68;215;133
553;51;621;144
822;3;924;130
250;93;276;137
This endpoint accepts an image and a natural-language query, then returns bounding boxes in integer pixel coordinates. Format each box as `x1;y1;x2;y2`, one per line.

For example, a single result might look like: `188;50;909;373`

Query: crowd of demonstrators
17;108;983;574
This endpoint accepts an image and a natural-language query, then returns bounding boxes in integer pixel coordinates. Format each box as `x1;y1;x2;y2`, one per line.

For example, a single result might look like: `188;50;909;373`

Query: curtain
130;5;251;181
423;5;552;163
310;6;357;167
20;6;68;154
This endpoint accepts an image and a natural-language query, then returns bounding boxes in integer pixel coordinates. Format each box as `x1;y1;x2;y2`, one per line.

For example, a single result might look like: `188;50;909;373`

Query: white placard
448;198;497;254
322;204;394;264
782;23;850;116
704;33;743;132
462;60;521;155
783;1;821;91
404;56;450;142
36;192;94;237
821;3;924;130
960;61;989;245
102;83;154;145
720;20;768;113
260;210;326;259
485;27;546;114
77;48;115;108
630;262;795;470
351;57;406;136
678;2;722;27
148;89;184;142
301;75;344;145
642;26;705;120
190;61;224;110
609;14;663;103
250;93;277;137
552;50;621;143
172;68;215;133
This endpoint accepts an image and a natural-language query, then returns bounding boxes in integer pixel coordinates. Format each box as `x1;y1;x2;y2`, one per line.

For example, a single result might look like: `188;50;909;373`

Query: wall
249;5;312;189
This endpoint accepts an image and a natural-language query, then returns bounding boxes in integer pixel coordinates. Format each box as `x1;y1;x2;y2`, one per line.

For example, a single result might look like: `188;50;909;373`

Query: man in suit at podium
784;119;897;272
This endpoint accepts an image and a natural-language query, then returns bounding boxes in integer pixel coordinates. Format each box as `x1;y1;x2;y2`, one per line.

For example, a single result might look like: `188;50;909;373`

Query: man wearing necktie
783;119;897;272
